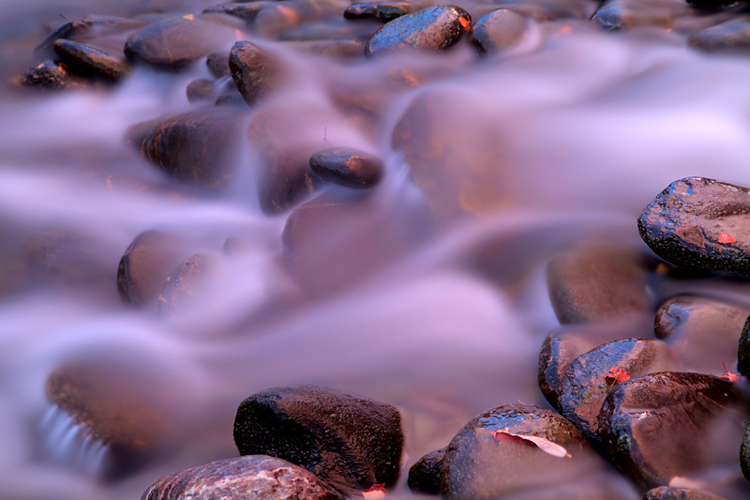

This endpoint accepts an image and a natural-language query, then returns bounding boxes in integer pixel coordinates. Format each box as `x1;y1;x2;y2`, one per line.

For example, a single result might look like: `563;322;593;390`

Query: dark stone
547;242;652;324
344;2;418;22
740;315;750;376
557;338;674;442
591;0;690;31
470;9;529;54
233;385;403;495
186;78;216;102
157;254;218;316
644;486;728;500
126;109;244;189
407;447;445;495
215;91;247;107
124;17;236;71
309;149;383;189
20;60;89;90
206;51;231;78
491;0;595;21
229;41;282;106
598;372;746;489
53;39;130;81
35;21;86;53
365;5;472;57
117;230;184;308
654;295;749;374
741;419;750;481
278;19;382;42
141;455;345;500
688;19;750;53
247;108;323;214
280;40;365;59
685;0;736;9
440;403;604;500
202;2;270;22
638;177;750;277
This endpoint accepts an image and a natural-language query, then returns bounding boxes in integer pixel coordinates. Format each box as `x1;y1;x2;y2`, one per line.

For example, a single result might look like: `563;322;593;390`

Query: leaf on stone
459;17;471;30
605;366;630;383
492;428;571;458
363;484;387;499
721;361;740;382
718;233;736;244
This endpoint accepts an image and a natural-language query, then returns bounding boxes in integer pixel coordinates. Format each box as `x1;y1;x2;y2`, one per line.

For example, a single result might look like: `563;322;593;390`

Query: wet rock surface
233;385;403;494
186;78;216;102
206;51;231;78
645;486;728;500
598;372;746;489
547;243;651;325
20;60;89;90
407;447;444;495
309;148;383;189
202;2;270;22
157;253;218;316
345;2;419;22
654;295;749;374
638;177;750;277
591;0;692;31
229;41;282;106
470;9;530;54
739;316;750;375
440;403;603;500
281;40;365;59
365;5;472;57
26;229;115;285
141;455;344;500
52;39;130;81
126;109;244;189
557;338;674;442
688;18;750;53
124;17;237;71
742;420;750;481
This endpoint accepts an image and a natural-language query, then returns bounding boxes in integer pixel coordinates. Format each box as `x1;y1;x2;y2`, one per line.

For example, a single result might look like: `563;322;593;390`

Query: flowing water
2;0;750;498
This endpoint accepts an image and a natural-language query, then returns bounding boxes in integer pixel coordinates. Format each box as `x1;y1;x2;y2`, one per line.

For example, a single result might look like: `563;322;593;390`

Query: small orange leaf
718;233;736;244
721;362;740;382
459;17;471;30
492;428;570;458
605;366;630;383
363;484;387;499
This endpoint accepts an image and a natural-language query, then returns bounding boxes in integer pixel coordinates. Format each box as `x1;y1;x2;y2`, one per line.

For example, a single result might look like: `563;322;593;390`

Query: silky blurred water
2;0;750;499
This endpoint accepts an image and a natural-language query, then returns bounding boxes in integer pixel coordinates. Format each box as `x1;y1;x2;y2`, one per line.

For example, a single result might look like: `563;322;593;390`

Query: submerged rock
742;420;750;481
280;40;365;59
688;18;750;53
233;385;403;494
206;51;231;78
441;403;603;500
141;455;344;500
309;148;383;189
26;228;114;285
157;254;218;316
345;2;419;22
407;447;445;495
126;109;244;189
202;2;270;22
53;39;130;81
20;60;89;90
186;78;216;102
470;9;530;54
740;315;750;376
644;486;728;500
591;0;691;31
638;177;750;276
228;41;283;106
598;372;745;489
365;5;472;57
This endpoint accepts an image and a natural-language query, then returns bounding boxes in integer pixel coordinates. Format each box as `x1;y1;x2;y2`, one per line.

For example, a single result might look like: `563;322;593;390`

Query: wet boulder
141;455;344;500
309;148;383;189
117;230;184;308
470;9;530;54
491;0;594;21
252;0;343;39
126;109;244;189
598;372;746;489
688;19;750;53
644;486;728;500
407;447;445;495
365;5;472;57
440;403;604;500
186;78;216;102
740;315;750;376
20;60;90;90
654;295;749;374
556;338;674;442
233;385;403;495
124;16;237;71
202;2;270;23
216;91;247;107
228;41;283;106
638;177;750;277
547;242;652;325
53;39;130;81
157;253;219;316
591;0;692;31
344;2;420;22
206;51;231;78
741;419;750;481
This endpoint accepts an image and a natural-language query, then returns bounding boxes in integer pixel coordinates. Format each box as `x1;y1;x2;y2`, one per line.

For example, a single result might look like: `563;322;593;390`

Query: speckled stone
688;18;750;53
141;455;345;500
53;39;131;81
157;254;218;316
229;41;282;106
644;486;728;500
345;2;419;22
407;447;445;494
20;60;90;90
470;9;529;54
309;148;383;189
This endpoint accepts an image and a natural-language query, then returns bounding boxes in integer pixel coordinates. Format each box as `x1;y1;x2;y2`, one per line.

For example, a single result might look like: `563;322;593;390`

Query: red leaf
721;362;740;382
718;233;736;244
605;366;630;383
363;484;387;499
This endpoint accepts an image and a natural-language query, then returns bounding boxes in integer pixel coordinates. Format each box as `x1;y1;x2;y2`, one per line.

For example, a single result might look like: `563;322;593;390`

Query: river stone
126;109;244;189
233;385;403;495
638;177;750;277
741;419;750;481
186;78;216;102
117;230;184;308
539;328;601;411
216;91;247;107
157;253;218;316
229;41;283;106
644;486;728;500
365;5;472;57
345;2;419;22
52;39;130;81
557;338;674;443
309;149;383;189
547;242;651;325
654;295;749;374
141;455;344;500
20;60;89;90
598;372;746;489
441;403;602;500
407;447;445;495
591;0;691;31
35;21;87;53
470;9;529;54
740;315;750;375
203;2;270;22
124;17;237;71
688;18;750;53
207;51;231;78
